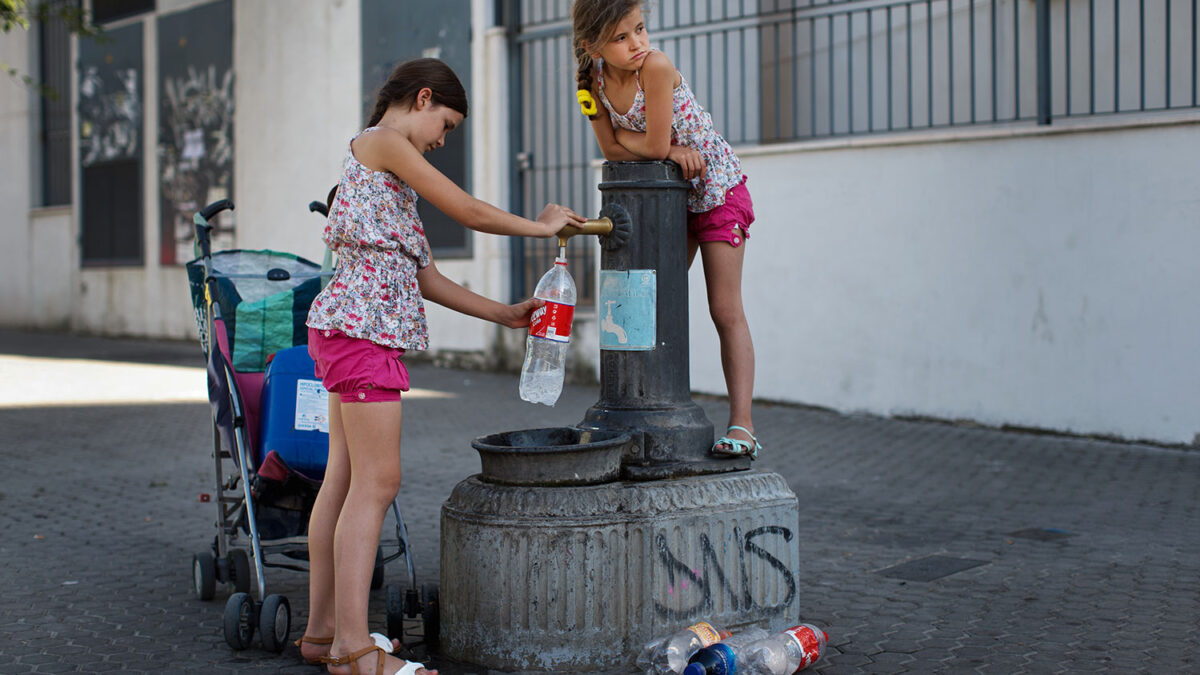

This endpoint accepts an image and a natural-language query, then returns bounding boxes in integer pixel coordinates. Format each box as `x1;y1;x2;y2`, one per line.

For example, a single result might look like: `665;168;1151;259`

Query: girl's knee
708;303;747;331
352;466;403;502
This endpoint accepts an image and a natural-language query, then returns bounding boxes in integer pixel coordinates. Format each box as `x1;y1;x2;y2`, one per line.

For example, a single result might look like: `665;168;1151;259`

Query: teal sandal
711;425;761;459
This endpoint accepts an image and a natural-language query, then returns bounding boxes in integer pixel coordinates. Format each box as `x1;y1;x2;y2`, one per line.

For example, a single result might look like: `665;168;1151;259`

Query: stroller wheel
258;594;291;653
192;551;217;601
421;583;440;655
223;592;256;650
385;584;405;645
227;549;251;594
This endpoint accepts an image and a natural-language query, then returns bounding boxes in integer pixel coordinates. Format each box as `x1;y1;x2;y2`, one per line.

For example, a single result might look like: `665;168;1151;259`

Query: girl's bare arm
588;99;642;161
417;259;544;329
610;52;678;160
355;129;582;237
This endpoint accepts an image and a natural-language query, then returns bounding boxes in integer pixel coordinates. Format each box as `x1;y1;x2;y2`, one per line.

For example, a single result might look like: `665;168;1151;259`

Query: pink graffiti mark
667;570;700;597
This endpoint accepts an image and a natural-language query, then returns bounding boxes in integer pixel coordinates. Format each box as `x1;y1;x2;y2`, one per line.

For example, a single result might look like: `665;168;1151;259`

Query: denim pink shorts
307;327;409;403
688;177;755;247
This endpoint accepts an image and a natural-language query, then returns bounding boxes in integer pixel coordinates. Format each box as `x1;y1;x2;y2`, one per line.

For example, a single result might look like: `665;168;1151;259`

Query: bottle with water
519;254;576;406
742;624;828;674
681;627;770;675
636;621;733;674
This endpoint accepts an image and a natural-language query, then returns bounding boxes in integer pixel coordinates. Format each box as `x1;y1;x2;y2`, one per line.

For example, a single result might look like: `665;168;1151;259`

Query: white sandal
321;644;427;675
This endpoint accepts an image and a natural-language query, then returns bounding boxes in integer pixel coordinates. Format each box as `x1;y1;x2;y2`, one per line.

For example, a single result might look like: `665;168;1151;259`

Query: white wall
233;0;361;262
0;28;36;325
688;116;1200;444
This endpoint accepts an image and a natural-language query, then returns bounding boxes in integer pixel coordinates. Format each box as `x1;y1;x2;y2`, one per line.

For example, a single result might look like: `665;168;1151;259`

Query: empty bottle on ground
682;627;770;675
637;621;733;674
519;255;576;406
742;624;829;674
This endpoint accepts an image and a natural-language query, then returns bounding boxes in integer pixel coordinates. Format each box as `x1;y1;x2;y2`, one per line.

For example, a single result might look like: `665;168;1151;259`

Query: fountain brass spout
555;204;633;250
557;218;613;248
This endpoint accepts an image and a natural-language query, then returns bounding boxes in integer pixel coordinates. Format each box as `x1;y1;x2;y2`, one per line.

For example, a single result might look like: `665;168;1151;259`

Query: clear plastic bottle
742;624;828;674
681;627;770;675
518;255;576;406
636;621;733;674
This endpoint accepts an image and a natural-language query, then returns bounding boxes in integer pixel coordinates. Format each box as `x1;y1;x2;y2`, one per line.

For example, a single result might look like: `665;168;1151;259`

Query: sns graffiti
653;525;796;620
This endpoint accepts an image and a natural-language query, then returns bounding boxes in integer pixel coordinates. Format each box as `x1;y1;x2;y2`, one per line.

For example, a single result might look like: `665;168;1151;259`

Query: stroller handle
308;201;329;217
193;199;236;260
200;199;235;221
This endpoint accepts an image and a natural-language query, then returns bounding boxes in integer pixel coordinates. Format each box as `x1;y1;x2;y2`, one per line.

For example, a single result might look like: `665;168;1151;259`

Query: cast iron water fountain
439;163;801;672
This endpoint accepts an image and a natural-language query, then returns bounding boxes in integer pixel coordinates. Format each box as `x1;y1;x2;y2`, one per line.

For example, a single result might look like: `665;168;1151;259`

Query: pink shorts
307;327;410;403
688;177;755;247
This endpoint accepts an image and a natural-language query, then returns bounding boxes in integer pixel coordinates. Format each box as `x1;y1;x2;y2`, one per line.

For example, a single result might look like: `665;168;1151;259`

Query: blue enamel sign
598;270;656;351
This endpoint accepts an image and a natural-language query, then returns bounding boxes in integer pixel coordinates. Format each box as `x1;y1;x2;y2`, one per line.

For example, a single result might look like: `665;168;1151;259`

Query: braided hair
366;58;468;128
571;0;644;119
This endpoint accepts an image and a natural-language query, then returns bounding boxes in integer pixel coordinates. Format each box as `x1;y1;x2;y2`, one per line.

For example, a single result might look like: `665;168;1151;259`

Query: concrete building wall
687;116;1200;444
2;3;1199;444
0;28;37;325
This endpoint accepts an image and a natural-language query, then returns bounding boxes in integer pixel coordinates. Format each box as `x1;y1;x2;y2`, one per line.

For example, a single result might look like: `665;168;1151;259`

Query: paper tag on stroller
295;379;329;433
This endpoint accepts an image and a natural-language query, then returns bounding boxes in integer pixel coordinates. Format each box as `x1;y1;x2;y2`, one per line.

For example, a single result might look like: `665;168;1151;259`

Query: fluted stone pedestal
439;471;800;672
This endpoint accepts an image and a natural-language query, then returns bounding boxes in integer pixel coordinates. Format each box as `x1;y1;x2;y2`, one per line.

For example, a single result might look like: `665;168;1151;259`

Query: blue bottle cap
683;664;705;675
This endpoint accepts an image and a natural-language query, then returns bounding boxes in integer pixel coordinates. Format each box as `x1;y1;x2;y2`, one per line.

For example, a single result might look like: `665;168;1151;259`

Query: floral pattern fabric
307;128;432;350
597;59;744;213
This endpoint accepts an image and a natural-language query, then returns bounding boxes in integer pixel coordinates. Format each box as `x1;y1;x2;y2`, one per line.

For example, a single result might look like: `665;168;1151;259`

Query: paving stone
1;329;1198;674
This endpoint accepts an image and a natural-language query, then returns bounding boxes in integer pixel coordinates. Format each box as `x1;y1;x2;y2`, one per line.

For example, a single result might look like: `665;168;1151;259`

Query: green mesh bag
186;249;322;372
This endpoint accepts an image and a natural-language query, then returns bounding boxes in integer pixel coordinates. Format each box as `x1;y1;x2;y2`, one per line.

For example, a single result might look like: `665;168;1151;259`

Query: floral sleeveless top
307;128;432;350
597;58;743;213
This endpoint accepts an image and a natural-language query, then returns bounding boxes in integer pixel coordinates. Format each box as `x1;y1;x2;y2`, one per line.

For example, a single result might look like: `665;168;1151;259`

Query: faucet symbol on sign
601;300;628;344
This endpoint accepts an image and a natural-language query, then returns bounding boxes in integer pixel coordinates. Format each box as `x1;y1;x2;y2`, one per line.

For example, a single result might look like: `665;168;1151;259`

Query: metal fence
506;0;1200;299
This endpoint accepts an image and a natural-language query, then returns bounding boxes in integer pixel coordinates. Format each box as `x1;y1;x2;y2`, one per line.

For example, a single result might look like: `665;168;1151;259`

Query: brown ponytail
574;46;598;119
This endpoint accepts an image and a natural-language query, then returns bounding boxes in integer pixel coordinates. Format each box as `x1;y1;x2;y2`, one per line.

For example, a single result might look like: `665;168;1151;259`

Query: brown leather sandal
321;644;426;675
293;634;333;664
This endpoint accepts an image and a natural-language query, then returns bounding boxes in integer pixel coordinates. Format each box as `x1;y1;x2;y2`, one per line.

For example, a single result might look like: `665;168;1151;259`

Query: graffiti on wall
79;66;142;166
159;65;234;263
653;525;797;620
78;22;143;168
158;0;234;264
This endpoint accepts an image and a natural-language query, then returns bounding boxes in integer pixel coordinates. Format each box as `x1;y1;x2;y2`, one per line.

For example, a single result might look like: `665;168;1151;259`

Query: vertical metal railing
507;0;600;305
1054;0;1198;119
504;0;1200;297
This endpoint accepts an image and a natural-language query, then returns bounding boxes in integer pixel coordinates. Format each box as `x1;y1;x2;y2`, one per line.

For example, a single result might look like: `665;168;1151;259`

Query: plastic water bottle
636;621;733;674
519;254;576;406
682;627;770;675
742;624;829;674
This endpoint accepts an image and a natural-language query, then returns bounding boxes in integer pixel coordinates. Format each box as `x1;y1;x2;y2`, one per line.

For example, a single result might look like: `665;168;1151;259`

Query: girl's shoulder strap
352;126;381;142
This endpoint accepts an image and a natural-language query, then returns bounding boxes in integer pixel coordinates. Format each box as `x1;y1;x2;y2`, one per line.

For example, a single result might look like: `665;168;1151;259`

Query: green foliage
2;0;32;32
2;0;103;98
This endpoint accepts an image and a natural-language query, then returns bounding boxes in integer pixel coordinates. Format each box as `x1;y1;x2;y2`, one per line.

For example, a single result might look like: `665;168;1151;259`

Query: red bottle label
783;625;827;668
529;300;574;342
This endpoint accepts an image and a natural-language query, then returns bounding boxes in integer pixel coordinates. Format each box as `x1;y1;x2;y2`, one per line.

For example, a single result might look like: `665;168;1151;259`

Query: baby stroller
186;198;439;655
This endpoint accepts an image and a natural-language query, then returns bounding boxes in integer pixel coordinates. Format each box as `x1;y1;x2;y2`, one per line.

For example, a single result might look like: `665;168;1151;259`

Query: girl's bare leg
299;393;350;662
698;232;756;448
326;400;436;675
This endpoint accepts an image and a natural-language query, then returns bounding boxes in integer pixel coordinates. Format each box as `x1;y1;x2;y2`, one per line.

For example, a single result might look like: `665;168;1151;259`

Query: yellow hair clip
577;89;598;117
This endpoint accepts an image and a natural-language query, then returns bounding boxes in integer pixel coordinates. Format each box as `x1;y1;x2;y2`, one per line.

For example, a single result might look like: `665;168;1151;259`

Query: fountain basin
471;427;636;486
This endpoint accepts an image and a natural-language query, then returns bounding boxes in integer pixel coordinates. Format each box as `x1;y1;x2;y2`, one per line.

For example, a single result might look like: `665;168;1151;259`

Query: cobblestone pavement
0;329;1197;674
